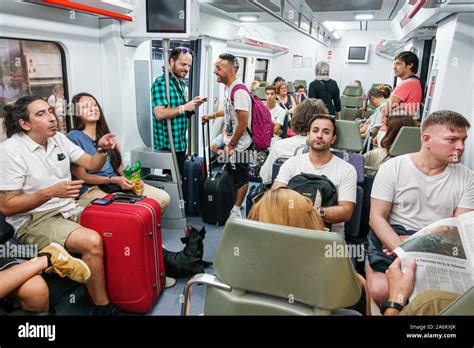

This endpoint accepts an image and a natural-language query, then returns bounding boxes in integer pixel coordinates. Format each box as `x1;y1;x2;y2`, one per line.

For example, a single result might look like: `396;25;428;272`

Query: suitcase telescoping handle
112;193;146;204
202;120;212;178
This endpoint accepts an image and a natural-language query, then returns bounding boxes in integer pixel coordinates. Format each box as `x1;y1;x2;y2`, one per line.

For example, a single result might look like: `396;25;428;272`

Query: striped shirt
151;72;188;152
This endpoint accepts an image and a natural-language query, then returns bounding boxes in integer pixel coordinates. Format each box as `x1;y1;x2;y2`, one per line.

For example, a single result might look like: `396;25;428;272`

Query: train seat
341;86;364;121
254;86;266;100
343;86;363;97
333;120;364;153
388;126;421;157
440;287;474;315
293;79;307;89
287;81;295;94
182;217;362;315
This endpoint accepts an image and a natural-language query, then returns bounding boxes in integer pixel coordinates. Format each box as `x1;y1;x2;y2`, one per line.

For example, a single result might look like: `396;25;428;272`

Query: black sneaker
92;303;123;316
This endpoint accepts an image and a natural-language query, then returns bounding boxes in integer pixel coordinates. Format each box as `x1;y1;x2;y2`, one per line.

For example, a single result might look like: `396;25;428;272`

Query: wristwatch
380;300;404;314
318;207;326;218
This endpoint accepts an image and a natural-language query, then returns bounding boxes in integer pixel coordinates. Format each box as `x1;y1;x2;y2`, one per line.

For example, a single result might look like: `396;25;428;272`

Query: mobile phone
200;97;208;102
91;198;113;205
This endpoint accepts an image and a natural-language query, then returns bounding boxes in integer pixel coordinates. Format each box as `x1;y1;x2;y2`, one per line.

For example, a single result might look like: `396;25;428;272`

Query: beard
310;140;331;152
216;74;225;84
172;66;187;78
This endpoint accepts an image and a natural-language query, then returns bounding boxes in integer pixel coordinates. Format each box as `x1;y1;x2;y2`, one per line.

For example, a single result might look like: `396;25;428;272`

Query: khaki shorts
15;199;93;250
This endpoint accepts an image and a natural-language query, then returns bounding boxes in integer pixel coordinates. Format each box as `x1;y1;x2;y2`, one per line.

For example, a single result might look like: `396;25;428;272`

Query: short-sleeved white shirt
371;154;474;231
266;103;286;126
224;80;253;152
260;135;307;184
0;132;85;231
275;153;357;234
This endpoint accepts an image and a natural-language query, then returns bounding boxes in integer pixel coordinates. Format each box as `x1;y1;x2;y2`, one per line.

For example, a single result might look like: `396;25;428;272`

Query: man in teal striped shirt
151;47;206;175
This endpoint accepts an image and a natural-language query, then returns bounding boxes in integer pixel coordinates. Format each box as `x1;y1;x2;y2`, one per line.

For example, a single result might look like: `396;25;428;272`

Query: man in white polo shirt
272;114;357;235
366;110;474;307
0;96;121;315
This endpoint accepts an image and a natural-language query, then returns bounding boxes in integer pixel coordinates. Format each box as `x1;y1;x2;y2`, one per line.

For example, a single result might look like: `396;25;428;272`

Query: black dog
163;225;212;278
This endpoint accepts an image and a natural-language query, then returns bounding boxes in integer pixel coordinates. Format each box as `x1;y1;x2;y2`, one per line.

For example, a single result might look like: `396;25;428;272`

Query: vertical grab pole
162;39;185;215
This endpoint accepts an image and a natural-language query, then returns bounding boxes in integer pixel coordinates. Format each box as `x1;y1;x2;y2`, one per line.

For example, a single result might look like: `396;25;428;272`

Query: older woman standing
308;61;341;118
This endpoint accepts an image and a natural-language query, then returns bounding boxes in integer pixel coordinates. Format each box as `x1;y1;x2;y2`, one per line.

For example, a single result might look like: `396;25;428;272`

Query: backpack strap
230;83;250;104
229;83;253;137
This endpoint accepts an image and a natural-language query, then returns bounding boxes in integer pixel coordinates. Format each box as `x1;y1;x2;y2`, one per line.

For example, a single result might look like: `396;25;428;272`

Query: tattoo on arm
0;190;20;203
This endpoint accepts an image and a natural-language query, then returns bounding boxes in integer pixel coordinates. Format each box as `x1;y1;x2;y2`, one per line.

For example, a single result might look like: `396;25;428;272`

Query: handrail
163;39;185;213
41;0;133;21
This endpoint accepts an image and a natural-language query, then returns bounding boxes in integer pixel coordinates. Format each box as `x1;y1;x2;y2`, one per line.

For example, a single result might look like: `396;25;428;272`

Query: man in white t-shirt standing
366;110;474;307
202;53;252;218
272;115;357;234
264;85;286;137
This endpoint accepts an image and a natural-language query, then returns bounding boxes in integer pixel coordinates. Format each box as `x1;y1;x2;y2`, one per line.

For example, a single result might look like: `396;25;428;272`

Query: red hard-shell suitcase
80;194;165;313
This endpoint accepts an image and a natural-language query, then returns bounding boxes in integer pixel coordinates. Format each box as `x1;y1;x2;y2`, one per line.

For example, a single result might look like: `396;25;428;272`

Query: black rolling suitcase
201;171;236;225
200;121;235;225
183;154;205;216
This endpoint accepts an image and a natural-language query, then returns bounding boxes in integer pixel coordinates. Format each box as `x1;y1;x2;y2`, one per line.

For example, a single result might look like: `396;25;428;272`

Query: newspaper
394;211;474;301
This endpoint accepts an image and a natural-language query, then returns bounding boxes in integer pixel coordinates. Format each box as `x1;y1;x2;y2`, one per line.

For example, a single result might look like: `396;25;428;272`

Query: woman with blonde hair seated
248;187;373;315
248;188;325;231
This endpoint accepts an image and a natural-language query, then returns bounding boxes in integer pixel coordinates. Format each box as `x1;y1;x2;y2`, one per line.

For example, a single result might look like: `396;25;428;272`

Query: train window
0;38;67;139
254;58;269;82
235;56;246;83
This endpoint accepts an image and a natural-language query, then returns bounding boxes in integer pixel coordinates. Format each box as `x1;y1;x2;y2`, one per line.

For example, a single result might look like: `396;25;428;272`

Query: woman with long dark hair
67;92;170;211
364;110;416;175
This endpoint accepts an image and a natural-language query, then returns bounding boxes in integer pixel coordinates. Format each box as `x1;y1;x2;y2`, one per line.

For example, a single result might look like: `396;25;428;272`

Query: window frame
0;37;69;129
254;58;269;82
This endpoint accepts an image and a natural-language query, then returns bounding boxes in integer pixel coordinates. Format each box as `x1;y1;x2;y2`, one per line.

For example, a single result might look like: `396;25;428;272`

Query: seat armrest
181;274;231;316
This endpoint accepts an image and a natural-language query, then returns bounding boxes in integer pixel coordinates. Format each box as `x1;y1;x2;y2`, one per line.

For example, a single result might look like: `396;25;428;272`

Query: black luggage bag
183;154;206;216
200;121;236;225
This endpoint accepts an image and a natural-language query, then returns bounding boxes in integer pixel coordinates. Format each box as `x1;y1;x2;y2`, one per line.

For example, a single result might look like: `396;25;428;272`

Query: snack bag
123;160;143;195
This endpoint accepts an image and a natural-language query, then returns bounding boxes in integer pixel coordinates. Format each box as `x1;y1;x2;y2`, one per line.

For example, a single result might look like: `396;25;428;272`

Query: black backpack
287;173;338;208
163;225;212;278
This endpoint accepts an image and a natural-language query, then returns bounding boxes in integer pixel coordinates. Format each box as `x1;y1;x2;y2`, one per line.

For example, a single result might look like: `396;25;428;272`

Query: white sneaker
229;209;242;219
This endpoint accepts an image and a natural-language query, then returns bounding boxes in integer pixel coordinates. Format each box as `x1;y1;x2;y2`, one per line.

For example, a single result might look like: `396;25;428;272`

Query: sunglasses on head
177;47;193;56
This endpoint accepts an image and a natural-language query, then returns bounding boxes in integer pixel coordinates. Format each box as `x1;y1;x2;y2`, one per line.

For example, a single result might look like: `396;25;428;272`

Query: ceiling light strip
248;0;328;46
41;0;133;21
